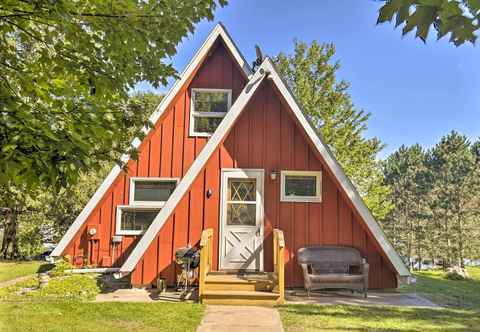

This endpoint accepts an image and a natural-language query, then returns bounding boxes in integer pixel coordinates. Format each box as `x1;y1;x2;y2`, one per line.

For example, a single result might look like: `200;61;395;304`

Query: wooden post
199;228;213;302
273;229;285;304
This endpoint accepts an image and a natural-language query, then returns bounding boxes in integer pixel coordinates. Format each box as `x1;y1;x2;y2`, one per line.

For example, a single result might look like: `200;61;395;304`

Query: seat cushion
309;273;364;284
311;263;349;274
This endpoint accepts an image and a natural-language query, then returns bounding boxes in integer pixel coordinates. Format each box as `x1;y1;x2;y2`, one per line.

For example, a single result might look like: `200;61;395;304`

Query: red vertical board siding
204;151;221;270
171;93;185;178
322;175;338;245
262;85;281;271
62;41;398;289
234;106;250;168
292;126;308;286
338;194;353;246
160;109;174;178
188;172;205;247
279;103;295;286
308;150;322;246
149;124;162;178
137;139;150;177
183;90;195;175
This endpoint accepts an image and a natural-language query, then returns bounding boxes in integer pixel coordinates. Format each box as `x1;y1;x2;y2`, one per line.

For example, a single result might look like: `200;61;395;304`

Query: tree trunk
0;208;20;259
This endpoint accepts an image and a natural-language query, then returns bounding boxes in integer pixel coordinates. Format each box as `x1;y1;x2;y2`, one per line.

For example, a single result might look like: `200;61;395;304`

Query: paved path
0;274;35;288
286;290;440;308
196;305;284;332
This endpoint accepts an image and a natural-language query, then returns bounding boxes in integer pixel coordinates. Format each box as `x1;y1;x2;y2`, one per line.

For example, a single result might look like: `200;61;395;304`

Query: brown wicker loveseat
297;246;369;298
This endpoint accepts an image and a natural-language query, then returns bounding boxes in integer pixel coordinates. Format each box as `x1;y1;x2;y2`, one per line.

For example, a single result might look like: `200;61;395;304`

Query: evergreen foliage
383;132;480;269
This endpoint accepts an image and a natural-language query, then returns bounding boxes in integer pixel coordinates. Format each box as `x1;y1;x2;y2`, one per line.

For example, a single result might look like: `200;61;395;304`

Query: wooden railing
273;228;285;304
198;228;213;299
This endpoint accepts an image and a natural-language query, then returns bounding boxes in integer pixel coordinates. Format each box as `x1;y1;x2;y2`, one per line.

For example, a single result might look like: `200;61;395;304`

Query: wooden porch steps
201;273;281;306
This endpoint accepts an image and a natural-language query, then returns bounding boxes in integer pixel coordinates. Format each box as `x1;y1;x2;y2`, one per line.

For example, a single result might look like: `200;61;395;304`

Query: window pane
194;91;229;113
121;210;159;232
134;181;176;202
228;179;256;201
227;203;256;226
193;116;223;133
285;175;317;197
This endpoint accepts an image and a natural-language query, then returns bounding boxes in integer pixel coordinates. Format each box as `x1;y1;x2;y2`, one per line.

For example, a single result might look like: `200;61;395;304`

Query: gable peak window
190;88;232;136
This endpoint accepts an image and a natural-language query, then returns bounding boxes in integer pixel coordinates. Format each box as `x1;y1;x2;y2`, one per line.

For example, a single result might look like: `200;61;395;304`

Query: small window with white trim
190;88;232;136
280;171;322;202
116;206;160;235
129;177;178;207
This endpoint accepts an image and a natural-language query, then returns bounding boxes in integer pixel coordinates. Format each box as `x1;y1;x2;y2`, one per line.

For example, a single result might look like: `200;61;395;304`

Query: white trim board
280;170;322;203
118;57;410;278
116;205;162;236
50;23;252;258
219;168;265;271
129;177;179;207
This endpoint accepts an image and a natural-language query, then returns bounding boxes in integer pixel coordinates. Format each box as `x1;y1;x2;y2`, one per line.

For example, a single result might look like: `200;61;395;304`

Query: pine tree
383;144;430;269
428;131;480;267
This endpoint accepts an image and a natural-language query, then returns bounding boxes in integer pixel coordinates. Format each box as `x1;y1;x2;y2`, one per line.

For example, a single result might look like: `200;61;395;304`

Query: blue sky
135;0;479;158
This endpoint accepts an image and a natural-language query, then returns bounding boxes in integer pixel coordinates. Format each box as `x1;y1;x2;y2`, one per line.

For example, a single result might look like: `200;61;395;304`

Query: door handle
255;227;260;237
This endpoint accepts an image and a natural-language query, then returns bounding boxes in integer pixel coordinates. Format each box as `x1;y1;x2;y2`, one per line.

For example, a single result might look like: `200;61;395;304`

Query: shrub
26;274;101;301
49;257;74;277
0;274;101;302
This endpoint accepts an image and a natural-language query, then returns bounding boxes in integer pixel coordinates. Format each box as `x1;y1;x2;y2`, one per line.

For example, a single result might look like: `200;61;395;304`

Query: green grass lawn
399;266;480;309
0;260;44;282
280;304;480;331
280;266;480;332
0;302;204;332
0;266;204;332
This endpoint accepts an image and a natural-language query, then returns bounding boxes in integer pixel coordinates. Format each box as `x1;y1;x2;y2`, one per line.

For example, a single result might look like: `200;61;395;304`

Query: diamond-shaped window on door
227;179;256;225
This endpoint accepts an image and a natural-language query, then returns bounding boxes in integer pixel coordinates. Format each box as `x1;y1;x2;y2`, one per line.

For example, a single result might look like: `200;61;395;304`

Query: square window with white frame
280;171;322;202
190;88;232;136
116;206;160;235
129;177;178;207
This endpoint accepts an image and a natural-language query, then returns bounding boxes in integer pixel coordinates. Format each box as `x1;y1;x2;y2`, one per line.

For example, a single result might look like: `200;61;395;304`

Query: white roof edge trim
263;58;410;277
50;23;251;258
119;62;268;274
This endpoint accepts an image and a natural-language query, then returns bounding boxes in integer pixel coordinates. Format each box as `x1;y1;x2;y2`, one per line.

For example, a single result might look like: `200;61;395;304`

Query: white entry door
219;169;264;271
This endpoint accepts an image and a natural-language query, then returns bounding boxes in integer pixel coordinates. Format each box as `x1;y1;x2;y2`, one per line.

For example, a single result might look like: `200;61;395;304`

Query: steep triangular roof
117;57;410;277
51;23;251;258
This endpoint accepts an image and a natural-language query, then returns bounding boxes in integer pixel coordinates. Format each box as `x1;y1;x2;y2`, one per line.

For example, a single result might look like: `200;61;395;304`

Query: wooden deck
201;273;280;306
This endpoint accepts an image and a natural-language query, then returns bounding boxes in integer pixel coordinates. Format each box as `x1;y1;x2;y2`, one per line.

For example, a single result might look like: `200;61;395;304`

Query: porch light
270;170;279;181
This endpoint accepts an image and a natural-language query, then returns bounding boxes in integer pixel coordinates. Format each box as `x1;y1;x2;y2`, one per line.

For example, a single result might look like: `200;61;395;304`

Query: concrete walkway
286;290;440;308
196;305;284;332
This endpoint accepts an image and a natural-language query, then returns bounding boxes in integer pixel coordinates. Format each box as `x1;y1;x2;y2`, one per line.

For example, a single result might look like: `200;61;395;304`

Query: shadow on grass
280;304;480;331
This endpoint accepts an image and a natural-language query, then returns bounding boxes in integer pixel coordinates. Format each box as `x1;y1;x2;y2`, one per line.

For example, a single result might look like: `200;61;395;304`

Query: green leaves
377;0;479;46
0;0;225;191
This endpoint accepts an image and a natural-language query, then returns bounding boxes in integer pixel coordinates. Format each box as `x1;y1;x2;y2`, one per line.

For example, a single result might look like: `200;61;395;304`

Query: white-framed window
129;177;178;207
190;88;232;136
280;171;322;202
116;206;160;235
